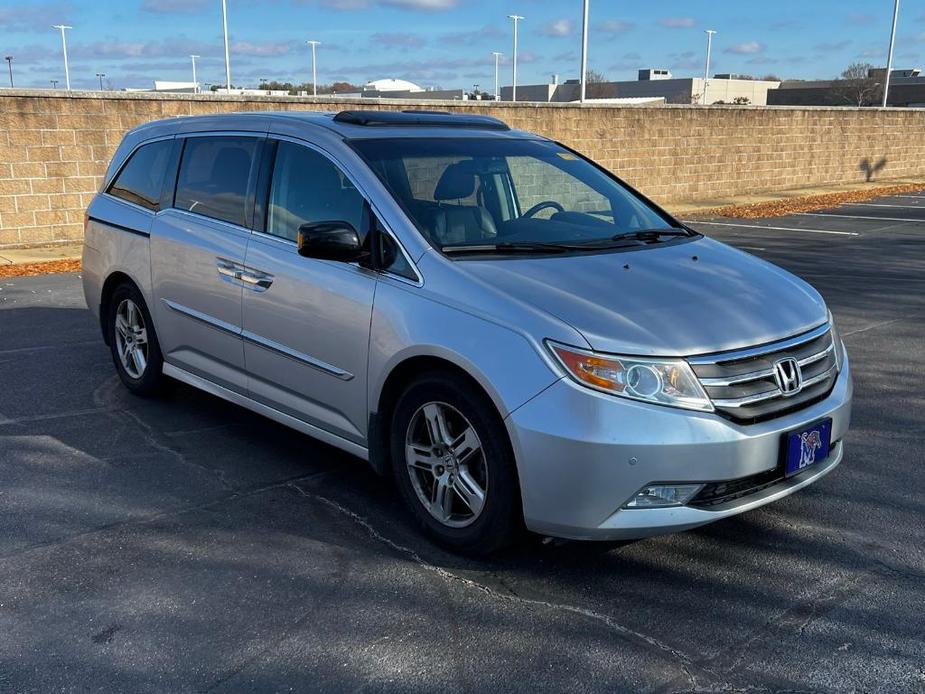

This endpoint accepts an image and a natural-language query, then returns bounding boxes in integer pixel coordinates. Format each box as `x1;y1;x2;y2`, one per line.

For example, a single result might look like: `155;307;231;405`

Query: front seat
431;161;497;245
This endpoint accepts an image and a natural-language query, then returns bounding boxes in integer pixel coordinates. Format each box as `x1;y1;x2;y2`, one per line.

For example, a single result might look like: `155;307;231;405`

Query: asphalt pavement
0;192;923;693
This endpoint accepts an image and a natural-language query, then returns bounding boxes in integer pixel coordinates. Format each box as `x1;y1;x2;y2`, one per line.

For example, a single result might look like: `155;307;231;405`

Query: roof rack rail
333;110;510;131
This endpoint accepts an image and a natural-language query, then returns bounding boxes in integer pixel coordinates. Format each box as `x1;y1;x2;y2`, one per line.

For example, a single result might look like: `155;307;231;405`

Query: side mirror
297;221;365;262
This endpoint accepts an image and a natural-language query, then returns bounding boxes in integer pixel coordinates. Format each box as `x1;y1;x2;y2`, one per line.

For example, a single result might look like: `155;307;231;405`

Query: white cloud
658;17;696;28
380;0;458;10
594;20;633;35
539;19;574;38
140;0;210;13
725;41;765;55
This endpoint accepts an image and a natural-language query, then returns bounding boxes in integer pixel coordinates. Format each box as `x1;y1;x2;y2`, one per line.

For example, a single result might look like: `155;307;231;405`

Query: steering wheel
522;201;565;218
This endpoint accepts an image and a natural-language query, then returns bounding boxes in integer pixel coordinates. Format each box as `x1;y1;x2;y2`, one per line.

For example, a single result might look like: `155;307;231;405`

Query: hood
458;237;827;356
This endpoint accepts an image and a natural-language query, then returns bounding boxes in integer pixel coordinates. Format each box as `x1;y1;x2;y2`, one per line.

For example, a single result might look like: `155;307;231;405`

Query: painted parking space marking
843;203;924;209
799;212;925;223
683;220;858;236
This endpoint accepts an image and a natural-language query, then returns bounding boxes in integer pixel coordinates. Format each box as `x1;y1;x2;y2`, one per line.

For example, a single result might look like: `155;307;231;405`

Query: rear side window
107;139;173;211
174;136;258;227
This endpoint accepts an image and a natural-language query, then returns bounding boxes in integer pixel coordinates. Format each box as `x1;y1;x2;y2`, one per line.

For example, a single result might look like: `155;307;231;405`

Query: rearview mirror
297;221;365;262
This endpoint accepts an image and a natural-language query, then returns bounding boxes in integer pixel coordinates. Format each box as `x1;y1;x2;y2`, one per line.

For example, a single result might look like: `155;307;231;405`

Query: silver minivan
83;110;852;553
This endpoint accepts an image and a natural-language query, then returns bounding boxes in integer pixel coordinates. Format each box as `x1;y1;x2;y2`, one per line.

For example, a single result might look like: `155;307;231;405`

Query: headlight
827;310;846;372
547;341;713;412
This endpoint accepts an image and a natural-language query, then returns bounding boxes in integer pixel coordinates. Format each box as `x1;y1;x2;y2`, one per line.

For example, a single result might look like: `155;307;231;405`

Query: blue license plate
785;418;832;477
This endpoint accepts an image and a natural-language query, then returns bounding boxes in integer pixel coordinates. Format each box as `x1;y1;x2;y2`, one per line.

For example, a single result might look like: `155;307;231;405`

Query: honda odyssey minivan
83;110;852;553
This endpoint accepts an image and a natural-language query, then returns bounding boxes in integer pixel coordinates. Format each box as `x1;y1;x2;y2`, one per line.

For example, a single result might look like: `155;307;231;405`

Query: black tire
390;371;522;554
107;282;167;397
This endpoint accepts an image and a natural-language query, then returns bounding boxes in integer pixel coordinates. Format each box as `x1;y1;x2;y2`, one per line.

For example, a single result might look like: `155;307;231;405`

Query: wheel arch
99;271;142;346
367;352;511;477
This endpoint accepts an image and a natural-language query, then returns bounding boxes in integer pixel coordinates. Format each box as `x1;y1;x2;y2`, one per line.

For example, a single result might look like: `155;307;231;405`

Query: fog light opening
624;484;704;509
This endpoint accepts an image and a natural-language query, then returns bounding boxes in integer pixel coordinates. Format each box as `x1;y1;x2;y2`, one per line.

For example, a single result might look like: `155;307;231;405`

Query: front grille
689;323;838;424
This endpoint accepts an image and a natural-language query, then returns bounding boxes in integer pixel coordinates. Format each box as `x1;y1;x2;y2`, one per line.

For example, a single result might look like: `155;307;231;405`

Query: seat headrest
433;160;477;201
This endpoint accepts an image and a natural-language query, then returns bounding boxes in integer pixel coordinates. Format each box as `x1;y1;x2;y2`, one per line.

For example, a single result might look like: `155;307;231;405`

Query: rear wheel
390;372;522;554
108;283;166;396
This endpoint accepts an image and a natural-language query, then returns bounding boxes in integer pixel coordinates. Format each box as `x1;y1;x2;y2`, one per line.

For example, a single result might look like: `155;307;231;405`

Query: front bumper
506;354;852;541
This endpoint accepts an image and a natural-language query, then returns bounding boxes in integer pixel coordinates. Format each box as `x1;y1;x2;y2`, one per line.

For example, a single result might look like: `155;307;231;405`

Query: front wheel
390;372;522;554
107;283;167;396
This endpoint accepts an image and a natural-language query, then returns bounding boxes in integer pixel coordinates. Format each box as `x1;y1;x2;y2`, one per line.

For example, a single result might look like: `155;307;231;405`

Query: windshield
350;137;682;253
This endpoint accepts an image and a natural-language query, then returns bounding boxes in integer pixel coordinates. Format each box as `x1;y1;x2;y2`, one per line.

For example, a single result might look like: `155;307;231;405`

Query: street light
52;24;72;91
96;73;106;90
190;54;200;94
579;0;589;103
491;52;502;100
508;14;524;102
221;0;231;90
50;79;59;89
4;56;12;88
882;0;900;107
702;29;717;105
306;40;320;97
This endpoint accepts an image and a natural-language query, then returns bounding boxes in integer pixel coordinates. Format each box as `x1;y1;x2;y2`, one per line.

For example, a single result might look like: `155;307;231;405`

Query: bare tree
831;62;883;106
585;69;610;99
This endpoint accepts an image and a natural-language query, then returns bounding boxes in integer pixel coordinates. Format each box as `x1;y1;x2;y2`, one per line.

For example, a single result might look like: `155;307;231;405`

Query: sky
0;0;924;91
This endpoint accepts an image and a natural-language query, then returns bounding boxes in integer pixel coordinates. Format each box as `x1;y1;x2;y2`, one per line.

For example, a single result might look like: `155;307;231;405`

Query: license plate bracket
784;418;832;477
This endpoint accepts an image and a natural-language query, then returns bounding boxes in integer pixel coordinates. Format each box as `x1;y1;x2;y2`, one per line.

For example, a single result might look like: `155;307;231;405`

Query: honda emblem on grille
773;357;803;396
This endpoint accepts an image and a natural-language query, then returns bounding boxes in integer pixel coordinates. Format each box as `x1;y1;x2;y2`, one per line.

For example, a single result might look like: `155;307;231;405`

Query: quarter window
174;136;258;227
107;139;173;211
267;141;366;242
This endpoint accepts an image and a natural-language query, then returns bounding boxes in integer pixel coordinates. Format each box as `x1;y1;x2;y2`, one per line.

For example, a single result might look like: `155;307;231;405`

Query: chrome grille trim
712;388;782;408
699;367;775;388
710;364;837;409
797;341;835;367
800;363;838;389
687;322;830;365
688;322;838;422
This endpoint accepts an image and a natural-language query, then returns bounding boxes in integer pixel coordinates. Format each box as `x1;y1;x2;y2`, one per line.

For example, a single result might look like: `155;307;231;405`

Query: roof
126;110;536;142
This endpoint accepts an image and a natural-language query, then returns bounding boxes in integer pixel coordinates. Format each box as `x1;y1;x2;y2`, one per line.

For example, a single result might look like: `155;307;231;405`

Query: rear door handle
239;270;273;292
216;258;242;282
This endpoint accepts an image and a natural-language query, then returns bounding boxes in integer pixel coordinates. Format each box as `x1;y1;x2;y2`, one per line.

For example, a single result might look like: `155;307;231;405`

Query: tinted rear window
107;139;173;211
174;136;258;227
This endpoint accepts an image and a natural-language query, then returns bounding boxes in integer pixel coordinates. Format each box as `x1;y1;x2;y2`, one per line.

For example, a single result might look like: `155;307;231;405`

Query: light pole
53;24;72;91
579;0;589;102
492;51;502;100
4;56;12;88
96;72;106;90
306;40;320;96
882;0;900;107
508;14;523;102
702;29;717;105
190;54;199;93
50;79;59;89
221;0;231;90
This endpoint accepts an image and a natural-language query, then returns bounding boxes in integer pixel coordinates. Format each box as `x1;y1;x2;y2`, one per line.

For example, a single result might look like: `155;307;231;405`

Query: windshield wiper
610;228;691;242
442;242;582;255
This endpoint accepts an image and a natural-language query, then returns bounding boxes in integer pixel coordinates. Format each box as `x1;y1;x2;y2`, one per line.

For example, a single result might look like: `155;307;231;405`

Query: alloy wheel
114;298;149;379
405;401;488;528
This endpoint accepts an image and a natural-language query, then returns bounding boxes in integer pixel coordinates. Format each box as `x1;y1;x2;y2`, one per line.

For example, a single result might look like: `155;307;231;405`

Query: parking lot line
683;220;858;236
843;203;923;209
799;212;925;223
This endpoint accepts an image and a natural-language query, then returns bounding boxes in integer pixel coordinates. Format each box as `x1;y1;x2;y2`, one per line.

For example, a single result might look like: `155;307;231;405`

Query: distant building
769;68;925;107
123;80;198;94
213;87;291;97
501;70;780;105
364;78;424;93
360;78;468;100
638;69;672;81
